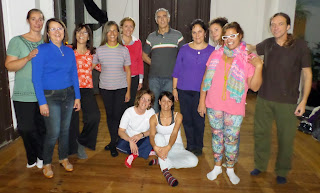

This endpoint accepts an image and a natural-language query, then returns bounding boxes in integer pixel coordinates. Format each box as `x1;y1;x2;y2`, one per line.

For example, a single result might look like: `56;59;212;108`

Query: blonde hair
120;17;136;29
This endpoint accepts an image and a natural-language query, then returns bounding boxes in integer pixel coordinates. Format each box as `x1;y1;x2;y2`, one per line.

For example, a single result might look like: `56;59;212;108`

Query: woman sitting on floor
149;91;198;187
117;89;156;168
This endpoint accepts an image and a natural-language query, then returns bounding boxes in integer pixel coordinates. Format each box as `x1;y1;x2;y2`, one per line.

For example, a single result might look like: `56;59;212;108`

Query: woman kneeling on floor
117;89;156;168
149;91;198;187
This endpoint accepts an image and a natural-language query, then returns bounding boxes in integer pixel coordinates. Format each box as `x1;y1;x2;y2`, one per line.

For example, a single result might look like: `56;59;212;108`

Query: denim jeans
42;86;75;165
149;77;173;113
116;137;153;159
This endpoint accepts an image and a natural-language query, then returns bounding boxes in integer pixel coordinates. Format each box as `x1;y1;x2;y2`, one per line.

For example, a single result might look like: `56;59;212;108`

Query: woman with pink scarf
198;22;263;185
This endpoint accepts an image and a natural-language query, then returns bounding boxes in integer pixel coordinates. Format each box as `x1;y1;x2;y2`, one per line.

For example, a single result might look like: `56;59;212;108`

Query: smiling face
76;27;89;45
47;21;64;45
137;93;152;111
270;15;290;40
223;28;242;50
107;24;119;44
209;23;223;42
27;11;44;33
192;24;205;44
121;20;134;38
156;10;170;29
159;95;173;111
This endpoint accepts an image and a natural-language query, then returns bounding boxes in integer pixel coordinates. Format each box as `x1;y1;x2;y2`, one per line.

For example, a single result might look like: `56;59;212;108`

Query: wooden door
139;0;211;88
0;0;14;148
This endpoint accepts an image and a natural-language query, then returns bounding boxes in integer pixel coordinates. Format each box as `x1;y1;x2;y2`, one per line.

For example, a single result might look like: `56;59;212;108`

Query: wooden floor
0;93;320;193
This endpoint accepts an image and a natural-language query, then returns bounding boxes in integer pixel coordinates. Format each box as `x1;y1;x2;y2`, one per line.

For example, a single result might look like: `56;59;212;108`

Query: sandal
43;164;53;178
59;159;73;172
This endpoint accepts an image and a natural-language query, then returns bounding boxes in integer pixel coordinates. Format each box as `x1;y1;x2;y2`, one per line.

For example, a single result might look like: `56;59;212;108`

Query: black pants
13;101;46;164
69;88;100;155
178;89;205;151
100;88;127;147
127;75;139;108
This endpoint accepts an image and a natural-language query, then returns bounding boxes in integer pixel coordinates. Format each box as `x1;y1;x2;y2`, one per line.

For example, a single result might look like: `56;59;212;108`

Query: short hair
158;91;174;111
222;22;244;41
190;19;207;31
26;8;44;20
100;21;122;46
155;8;170;22
134;89;155;110
44;18;68;44
120;17;136;29
208;17;228;28
72;24;95;54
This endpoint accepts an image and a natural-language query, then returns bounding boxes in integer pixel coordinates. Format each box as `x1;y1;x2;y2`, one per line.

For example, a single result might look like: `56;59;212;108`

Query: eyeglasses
140;97;151;102
77;31;88;35
49;27;64;32
221;33;239;40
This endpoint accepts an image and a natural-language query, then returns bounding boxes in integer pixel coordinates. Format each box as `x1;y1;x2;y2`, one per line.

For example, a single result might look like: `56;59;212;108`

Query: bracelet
141;132;145;137
173;88;177;90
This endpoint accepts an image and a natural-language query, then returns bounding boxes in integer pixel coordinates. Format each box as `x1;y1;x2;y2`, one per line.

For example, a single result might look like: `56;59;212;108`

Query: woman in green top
5;9;45;169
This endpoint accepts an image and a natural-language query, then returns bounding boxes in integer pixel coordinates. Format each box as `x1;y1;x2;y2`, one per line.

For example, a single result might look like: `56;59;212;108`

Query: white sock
226;168;240;185
207;166;222;181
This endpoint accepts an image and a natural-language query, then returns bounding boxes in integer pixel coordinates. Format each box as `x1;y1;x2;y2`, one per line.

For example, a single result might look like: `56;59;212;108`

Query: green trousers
254;96;297;177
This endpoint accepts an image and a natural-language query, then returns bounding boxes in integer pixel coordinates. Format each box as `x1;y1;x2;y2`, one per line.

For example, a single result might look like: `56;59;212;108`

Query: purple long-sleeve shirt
172;44;215;92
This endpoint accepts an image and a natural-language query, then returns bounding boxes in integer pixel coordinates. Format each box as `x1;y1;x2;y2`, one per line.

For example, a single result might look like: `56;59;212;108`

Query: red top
74;49;94;88
124;38;144;77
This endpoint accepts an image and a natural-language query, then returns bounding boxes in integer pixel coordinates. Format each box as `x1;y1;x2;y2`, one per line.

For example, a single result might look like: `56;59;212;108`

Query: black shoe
110;146;118;157
193;149;203;156
250;169;261;176
104;144;111;151
276;176;287;184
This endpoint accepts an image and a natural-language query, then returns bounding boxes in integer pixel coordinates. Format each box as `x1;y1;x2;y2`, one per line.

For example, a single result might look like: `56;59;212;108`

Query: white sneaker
36;158;43;169
26;162;36;168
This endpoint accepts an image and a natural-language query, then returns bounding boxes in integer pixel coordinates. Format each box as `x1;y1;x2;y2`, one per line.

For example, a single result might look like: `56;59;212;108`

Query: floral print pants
207;108;243;167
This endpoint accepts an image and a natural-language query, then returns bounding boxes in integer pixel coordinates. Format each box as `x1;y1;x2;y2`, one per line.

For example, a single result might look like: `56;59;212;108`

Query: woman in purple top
172;19;215;156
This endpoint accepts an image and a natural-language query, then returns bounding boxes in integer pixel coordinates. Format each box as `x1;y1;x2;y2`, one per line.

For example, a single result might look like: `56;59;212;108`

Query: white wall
210;0;296;45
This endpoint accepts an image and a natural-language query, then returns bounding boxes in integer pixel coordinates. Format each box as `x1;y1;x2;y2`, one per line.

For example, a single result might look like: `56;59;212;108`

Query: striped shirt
143;28;185;78
93;43;131;90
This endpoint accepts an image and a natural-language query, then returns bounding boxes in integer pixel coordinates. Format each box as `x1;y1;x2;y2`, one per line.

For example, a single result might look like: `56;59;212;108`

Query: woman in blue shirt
32;18;81;179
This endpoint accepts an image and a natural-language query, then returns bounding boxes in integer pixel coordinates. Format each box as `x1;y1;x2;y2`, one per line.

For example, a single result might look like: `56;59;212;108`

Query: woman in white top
117;89;155;168
149;91;198;187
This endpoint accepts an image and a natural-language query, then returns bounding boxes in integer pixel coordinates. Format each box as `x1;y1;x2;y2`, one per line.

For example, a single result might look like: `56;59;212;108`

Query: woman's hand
138;83;143;90
130;133;143;143
173;89;179;102
129;141;139;155
74;99;81;111
40;104;49;117
27;49;39;61
197;101;206;117
125;91;130;102
248;55;263;68
157;145;170;160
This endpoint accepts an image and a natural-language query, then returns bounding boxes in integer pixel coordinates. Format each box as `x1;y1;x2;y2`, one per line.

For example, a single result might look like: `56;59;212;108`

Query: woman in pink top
120;17;144;107
198;22;263;184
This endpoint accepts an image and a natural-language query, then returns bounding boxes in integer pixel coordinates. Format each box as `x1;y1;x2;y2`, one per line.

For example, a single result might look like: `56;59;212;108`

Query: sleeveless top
155;111;183;144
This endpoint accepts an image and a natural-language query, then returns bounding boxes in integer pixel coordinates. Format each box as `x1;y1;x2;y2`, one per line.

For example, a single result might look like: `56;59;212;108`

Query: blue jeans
149;77;172;113
178;89;205;151
42;86;75;164
116;137;153;159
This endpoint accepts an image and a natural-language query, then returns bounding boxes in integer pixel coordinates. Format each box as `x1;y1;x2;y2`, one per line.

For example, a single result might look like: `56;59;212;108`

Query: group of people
5;7;312;187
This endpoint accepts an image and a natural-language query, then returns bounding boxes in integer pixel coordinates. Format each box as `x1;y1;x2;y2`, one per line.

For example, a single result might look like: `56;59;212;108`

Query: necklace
222;55;232;101
160;112;172;119
58;46;64;56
